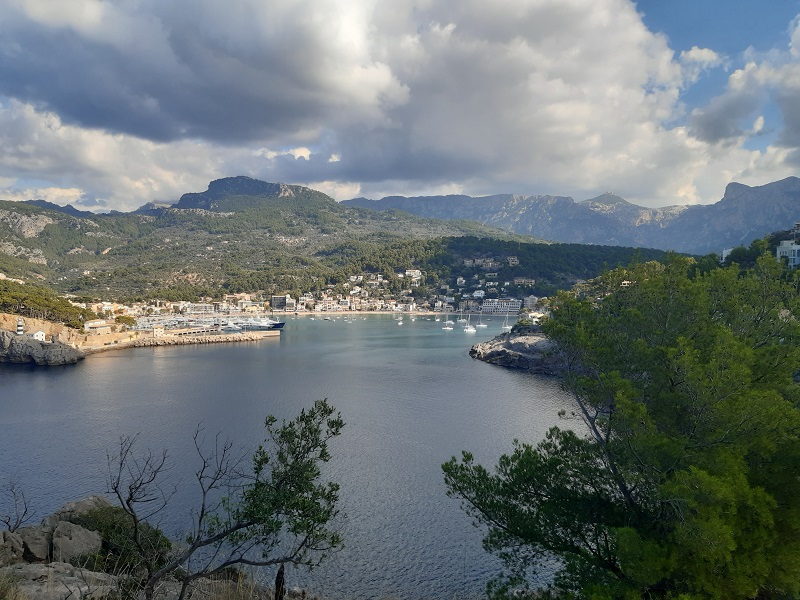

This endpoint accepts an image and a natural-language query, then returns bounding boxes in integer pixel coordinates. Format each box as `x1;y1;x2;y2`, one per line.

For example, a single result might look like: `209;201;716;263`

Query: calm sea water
0;315;574;599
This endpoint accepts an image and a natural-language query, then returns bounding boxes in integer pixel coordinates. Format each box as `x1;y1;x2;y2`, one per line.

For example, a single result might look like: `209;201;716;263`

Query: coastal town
1;254;548;362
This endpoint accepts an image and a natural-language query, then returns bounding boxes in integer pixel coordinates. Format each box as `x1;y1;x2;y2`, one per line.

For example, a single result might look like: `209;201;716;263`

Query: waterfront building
271;294;296;311
481;298;523;314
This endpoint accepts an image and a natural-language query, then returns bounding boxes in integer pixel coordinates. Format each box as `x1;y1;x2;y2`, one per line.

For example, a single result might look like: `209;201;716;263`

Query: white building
481;298;522;314
777;240;800;267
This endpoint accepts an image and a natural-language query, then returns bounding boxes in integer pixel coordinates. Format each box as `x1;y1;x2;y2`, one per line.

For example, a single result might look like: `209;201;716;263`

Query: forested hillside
446;253;800;599
1;178;665;300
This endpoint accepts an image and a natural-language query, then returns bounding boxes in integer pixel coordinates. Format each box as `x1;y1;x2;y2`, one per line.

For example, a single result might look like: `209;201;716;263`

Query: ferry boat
239;317;286;330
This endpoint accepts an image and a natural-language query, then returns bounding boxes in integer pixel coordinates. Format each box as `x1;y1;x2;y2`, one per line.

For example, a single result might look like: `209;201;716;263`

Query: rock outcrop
0;495;318;600
16;525;50;562
0;561;118;600
0;496;109;567
0;329;85;365
0;496;114;598
52;521;102;564
0;530;24;566
469;332;565;376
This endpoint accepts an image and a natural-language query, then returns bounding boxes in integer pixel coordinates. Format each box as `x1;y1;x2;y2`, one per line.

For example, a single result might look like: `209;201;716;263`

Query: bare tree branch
105;400;344;600
0;476;34;532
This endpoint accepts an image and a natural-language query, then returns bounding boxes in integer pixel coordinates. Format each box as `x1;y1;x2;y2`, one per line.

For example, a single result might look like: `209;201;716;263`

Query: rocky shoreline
469;331;565;376
0;329;85;365
0;323;280;364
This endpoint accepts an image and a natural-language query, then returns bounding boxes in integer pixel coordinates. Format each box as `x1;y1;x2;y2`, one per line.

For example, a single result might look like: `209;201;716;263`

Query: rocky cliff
469;332;564;375
0;329;85;365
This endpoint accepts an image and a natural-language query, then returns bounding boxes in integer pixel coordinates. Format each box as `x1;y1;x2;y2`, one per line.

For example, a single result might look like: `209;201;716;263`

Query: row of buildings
63;256;541;330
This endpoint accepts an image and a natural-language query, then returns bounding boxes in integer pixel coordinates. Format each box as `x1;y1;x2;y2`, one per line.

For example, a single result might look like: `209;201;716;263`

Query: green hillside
0;178;667;301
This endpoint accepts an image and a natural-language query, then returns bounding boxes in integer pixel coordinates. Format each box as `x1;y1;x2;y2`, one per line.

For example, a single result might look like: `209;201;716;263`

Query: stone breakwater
469;332;564;376
82;331;280;354
0;329;85;365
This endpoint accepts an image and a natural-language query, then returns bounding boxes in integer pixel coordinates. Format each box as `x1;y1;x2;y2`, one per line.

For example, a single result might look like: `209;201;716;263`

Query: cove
0;315;574;599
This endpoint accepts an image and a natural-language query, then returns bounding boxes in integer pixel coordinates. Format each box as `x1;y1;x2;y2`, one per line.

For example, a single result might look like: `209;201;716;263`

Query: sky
0;0;799;212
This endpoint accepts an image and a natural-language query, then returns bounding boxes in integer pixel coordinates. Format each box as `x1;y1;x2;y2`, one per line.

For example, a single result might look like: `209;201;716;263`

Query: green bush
72;505;172;576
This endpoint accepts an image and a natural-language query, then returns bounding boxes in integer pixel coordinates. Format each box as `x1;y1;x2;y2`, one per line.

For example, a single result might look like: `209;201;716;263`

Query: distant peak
23;199;94;217
722;176;800;201
582;192;631;206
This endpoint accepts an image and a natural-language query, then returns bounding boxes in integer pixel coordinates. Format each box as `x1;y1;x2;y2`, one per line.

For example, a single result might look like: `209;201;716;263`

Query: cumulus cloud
689;17;800;151
0;100;234;210
679;46;724;84
0;0;799;210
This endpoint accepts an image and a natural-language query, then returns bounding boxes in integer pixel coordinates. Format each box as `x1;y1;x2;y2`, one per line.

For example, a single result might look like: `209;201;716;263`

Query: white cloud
689;18;800;153
304;181;361;200
254;147;312;161
0;186;85;205
0;100;232;210
679;46;724;84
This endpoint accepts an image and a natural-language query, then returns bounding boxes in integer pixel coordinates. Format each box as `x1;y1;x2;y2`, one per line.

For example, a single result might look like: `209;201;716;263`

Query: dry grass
0;573;31;600
170;575;272;600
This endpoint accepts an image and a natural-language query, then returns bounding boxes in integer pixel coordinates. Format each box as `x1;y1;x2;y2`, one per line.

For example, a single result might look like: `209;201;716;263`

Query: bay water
0;315;575;599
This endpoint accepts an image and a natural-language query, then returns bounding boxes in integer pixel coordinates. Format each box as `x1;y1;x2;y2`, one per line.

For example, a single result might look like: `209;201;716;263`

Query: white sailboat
442;311;454;330
501;314;513;331
463;314;476;333
476;312;488;328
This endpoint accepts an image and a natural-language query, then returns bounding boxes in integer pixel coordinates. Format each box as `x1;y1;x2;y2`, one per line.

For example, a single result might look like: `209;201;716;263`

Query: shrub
71;505;172;576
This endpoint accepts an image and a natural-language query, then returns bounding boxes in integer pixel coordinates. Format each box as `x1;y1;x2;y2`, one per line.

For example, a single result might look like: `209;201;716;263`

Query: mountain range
0;177;536;297
342;176;800;255
2;174;798;298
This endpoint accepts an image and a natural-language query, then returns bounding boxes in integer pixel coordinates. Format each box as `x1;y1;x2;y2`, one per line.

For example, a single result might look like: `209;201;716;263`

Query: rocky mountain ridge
14;175;800;255
344;176;800;255
1;176;525;295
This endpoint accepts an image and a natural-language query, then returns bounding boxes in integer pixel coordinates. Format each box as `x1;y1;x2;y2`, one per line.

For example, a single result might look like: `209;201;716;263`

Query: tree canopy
443;254;800;599
107;399;344;600
0;279;96;327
